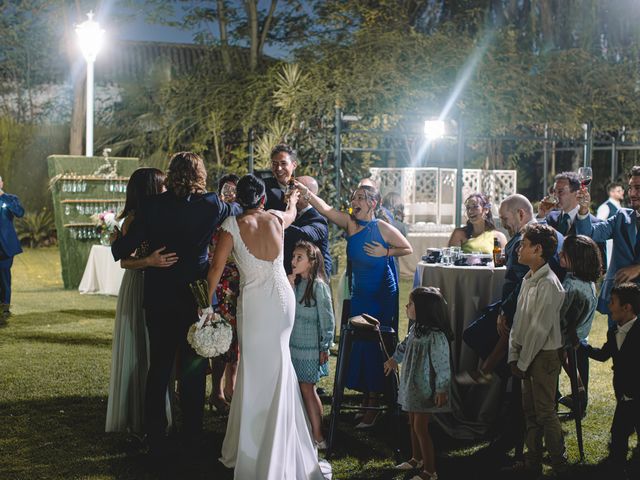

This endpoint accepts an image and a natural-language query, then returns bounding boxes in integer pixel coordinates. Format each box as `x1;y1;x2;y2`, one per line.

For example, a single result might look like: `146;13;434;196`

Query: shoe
0;316;7;328
394;458;423;470
558;390;587;412
315;439;327;450
455;369;493;385
499;460;541;479
208;395;230;414
355;413;380;429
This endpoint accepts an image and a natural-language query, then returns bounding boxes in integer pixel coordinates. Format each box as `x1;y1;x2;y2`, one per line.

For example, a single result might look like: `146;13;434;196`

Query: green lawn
0;247;636;479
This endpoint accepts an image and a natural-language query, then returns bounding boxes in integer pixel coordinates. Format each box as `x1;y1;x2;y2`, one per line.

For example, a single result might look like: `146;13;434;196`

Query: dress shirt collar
523;262;551;284
608;197;622;209
563;204;580;223
617;316;637;336
297;205;312;217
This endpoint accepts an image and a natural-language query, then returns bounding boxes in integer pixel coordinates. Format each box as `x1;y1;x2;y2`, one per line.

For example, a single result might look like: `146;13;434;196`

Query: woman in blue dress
295;182;412;427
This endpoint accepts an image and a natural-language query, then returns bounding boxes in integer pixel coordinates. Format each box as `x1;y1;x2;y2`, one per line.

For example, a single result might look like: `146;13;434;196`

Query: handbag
348;313;380;331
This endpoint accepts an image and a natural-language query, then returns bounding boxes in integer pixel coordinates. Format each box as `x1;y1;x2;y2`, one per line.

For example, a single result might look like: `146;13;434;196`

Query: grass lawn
0;247;636;479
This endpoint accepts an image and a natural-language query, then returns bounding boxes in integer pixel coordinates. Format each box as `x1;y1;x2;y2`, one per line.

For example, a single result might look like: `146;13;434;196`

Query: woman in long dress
105;168;178;434
207;174;330;479
295;182;412;427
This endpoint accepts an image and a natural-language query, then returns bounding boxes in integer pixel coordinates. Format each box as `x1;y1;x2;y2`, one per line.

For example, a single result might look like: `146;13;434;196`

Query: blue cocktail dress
346;219;398;393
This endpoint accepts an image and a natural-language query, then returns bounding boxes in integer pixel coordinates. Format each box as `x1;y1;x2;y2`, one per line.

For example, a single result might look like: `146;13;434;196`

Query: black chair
326;300;400;455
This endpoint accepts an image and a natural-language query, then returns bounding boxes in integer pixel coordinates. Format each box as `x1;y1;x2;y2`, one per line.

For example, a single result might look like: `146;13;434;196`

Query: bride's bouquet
187;279;233;358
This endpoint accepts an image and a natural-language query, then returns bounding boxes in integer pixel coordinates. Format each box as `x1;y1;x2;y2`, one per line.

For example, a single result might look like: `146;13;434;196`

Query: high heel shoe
355;412;380;429
395;459;423;470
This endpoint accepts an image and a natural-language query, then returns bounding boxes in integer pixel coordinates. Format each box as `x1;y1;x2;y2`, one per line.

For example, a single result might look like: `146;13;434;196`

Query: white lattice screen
369;168;517;226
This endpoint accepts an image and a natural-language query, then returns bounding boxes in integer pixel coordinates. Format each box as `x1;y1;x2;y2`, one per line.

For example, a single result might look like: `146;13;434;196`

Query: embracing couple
112;152;330;479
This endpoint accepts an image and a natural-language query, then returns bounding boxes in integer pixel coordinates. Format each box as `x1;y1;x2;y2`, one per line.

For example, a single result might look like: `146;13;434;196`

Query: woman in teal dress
295;182;413;428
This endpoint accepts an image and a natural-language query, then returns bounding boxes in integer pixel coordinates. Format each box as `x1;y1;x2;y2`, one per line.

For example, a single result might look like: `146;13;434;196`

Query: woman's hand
615;264;640;284
319;351;329;364
383;358;398;376
286;189;300;206
434;392;448;408
145;247;179;268
364;241;387;257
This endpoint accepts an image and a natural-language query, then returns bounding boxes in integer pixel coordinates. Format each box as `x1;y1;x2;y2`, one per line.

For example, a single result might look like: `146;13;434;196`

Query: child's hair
411;286;454;341
293;240;327;307
561;235;602;282
611;283;640;314
522;223;557;261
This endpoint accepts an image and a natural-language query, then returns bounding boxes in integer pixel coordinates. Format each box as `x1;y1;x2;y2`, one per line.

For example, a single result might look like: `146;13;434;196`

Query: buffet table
78;245;125;296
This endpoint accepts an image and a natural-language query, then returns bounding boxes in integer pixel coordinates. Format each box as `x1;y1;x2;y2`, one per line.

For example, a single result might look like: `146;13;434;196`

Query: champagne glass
578;167;593;189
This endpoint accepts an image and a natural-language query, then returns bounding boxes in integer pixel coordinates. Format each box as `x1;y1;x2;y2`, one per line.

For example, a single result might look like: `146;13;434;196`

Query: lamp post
75;12;105;157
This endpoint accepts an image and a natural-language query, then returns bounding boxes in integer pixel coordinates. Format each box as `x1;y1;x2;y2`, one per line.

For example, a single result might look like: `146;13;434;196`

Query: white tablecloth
398;232;452;277
415;262;507;438
78;245;125;296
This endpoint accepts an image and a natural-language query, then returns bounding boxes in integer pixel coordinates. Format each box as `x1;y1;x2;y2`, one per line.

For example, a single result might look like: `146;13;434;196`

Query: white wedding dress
219;212;331;480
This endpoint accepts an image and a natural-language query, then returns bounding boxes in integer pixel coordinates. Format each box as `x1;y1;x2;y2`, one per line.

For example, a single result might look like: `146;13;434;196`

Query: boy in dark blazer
584;282;640;476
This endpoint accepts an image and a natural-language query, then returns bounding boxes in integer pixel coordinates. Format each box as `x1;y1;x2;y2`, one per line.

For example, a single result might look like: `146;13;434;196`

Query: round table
414;261;507;439
78;245;125;296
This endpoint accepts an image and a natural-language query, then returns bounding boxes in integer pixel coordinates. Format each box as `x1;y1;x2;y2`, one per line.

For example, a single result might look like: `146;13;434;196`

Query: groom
111;152;240;455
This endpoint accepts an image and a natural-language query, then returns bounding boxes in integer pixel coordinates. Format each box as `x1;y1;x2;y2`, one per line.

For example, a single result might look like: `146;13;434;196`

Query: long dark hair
236;174;266;209
411;286;453;341
293;241;327;307
118;168;165;220
562;235;602;282
463;193;495;238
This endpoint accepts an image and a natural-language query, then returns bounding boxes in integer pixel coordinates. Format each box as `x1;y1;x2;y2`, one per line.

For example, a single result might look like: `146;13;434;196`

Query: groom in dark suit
111;152;240;455
264;143;297;211
283;176;332;278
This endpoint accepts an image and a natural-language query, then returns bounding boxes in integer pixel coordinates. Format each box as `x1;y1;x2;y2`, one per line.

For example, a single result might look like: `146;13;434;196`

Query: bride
206;174;330;479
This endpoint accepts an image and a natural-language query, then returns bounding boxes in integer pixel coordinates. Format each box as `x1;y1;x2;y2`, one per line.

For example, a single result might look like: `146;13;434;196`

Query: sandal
209;395;230;414
410;471;438;480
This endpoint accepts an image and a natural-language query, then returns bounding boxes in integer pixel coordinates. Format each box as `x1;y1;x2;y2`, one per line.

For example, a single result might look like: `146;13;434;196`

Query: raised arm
294;181;350;230
281;190;300;229
207;230;234;304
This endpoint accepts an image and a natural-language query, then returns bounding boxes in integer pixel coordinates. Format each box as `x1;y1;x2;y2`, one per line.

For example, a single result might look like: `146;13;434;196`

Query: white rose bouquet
187;279;233;358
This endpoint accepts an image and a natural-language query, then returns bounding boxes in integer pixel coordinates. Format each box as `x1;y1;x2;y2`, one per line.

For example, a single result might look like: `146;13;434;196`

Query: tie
557;213;570;235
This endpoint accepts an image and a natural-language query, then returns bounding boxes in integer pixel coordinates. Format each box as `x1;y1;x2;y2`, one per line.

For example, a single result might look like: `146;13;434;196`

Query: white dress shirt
508;263;566;372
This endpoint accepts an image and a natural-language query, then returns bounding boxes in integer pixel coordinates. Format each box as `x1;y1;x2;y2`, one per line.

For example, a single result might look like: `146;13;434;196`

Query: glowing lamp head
75;12;105;63
424;120;446;141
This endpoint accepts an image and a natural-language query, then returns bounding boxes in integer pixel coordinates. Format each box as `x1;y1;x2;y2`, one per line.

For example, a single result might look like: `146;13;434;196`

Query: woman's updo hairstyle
236;174;266;209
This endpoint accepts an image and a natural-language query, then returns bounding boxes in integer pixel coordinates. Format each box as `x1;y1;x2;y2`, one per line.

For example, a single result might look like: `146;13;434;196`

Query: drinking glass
441;247;452;265
578;167;593;189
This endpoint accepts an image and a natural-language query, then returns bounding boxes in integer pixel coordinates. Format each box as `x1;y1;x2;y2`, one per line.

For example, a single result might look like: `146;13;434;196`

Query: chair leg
327;328;352;454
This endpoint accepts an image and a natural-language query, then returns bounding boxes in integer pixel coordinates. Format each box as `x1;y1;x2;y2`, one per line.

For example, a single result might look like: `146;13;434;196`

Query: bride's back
236;210;282;262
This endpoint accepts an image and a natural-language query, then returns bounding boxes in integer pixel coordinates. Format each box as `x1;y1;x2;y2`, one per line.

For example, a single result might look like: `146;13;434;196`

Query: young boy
508;223;567;476
585;282;640;477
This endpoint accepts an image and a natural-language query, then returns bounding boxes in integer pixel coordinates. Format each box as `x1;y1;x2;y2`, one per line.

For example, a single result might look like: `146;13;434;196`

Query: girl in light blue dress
289;240;335;448
384;287;453;480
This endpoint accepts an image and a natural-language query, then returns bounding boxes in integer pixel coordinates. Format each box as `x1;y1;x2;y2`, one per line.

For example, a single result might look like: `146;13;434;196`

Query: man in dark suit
264;143;297;211
283;176;331;278
538;171;603;412
111;152;240;455
584;283;640;479
0;175;24;326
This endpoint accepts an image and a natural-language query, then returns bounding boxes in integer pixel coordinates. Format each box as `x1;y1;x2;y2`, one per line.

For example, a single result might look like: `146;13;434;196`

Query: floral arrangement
90;210;118;235
187;279;233;358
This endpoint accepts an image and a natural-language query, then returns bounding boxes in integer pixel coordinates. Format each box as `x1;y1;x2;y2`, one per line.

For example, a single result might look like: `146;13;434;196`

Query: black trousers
610;399;640;463
0;256;13;305
144;291;207;441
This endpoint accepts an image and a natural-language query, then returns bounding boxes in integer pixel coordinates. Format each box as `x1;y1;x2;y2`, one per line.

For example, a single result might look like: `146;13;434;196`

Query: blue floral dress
393;326;452;413
290;278;335;383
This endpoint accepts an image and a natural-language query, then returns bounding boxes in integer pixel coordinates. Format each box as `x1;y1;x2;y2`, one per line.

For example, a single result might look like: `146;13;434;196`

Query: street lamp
76;11;105;157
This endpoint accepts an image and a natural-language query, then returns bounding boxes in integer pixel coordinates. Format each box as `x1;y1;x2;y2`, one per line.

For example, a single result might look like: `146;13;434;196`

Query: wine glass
578;167;593;189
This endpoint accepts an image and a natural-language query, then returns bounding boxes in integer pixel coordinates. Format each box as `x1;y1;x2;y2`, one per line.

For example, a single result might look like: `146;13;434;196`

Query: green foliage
15;208;56;248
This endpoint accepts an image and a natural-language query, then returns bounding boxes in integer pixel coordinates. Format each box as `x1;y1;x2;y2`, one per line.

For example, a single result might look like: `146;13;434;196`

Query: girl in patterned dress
384;287;453;480
289;240;335;448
